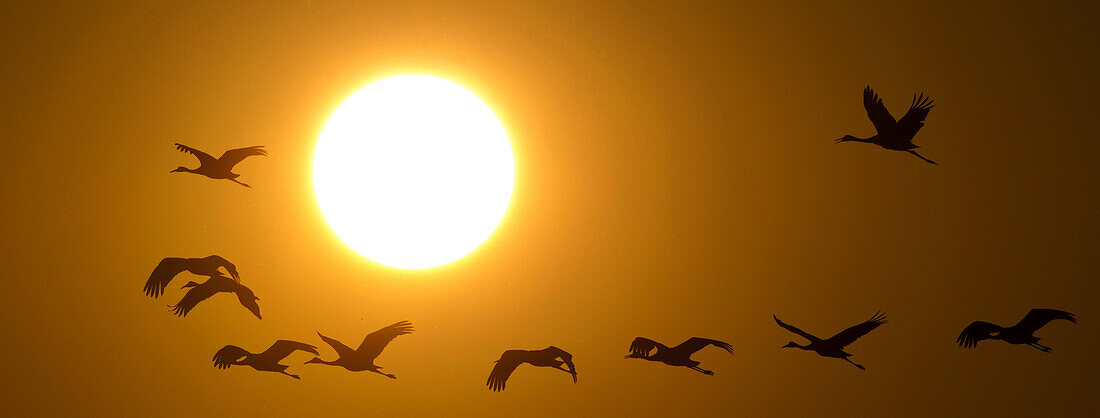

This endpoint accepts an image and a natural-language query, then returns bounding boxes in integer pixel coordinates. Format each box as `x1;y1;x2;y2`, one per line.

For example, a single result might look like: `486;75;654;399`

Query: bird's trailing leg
689;366;714;375
905;150;937;165
279;371;301;379
229;178;251;188
370;368;397;379
842;357;866;370
1028;342;1052;352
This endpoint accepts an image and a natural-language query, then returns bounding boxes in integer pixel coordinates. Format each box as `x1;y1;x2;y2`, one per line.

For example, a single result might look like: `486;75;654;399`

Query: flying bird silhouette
168;274;261;319
486;346;577;391
213;340;319;379
144;255;240;298
774;312;886;370
625;337;734;375
306;321;414;379
957;308;1076;352
171;143;267;187
837;86;937;164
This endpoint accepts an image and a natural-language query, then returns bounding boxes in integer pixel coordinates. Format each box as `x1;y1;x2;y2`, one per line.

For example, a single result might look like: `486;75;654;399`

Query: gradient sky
1;1;1097;416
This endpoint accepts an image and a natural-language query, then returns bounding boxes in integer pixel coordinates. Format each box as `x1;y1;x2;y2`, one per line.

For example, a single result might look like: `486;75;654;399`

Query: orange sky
1;1;1097;416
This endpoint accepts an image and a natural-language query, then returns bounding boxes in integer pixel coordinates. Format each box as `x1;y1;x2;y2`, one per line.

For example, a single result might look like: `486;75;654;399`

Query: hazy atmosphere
1;1;1097;416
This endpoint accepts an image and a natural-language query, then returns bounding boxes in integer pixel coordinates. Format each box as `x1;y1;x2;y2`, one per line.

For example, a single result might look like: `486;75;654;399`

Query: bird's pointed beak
835;137;847;143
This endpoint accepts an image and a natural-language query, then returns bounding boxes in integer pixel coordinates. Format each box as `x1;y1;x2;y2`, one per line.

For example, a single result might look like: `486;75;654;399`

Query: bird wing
956;321;1002;348
174;143;217;166
487;350;527;392
894;93;934;140
212;345;249;369
1013;309;1076;334
826;311;887;348
144;257;189;298
204;255;239;281
261;340;320;361
316;332;356;358
356;320;414;359
218;146;268;168
168;279;222;317
628;337;667;357
773;315;821;343
863;86;897;134
672;337;734;356
545;346;577;382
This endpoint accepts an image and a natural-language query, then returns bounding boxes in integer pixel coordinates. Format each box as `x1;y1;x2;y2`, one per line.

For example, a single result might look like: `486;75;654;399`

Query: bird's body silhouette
774;312;886;370
144;255;240;298
625;337;734;375
213;340;318;379
168;274;261;319
957;309;1076;352
306;321;413;379
837;86;937;164
171;143;267;187
486;346;577;391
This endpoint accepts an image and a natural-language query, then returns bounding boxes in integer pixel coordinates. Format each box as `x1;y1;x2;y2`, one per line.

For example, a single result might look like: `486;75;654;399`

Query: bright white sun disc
314;75;514;269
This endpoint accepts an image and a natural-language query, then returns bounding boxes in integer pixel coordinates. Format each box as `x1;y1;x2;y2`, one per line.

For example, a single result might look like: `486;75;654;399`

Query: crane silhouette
625;337;734;375
837;86;937;164
486;346;577;391
957;308;1076;352
144;255;240;298
171;143;267;187
168;274;261;319
305;321;414;379
774;312;886;370
212;340;319;379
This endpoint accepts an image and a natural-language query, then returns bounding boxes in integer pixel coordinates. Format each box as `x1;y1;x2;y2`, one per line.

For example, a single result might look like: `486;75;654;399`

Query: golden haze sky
1;1;1097;416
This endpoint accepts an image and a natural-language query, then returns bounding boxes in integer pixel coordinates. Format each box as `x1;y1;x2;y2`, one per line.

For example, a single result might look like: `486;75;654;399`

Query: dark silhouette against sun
171;143;267;187
169;274;262;319
957;308;1076;352
486;346;577;391
625;336;734;375
837;86;936;164
774;312;886;370
144;255;240;298
306;321;414;379
213;340;319;379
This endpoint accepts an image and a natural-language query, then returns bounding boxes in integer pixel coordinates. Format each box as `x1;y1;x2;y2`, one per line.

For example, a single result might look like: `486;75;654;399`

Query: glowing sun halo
313;75;514;269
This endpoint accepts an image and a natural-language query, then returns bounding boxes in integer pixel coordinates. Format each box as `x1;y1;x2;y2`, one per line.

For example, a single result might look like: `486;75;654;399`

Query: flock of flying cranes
146;87;1077;391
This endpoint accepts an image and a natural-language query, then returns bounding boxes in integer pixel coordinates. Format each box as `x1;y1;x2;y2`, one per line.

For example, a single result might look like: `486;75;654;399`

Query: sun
313;75;515;269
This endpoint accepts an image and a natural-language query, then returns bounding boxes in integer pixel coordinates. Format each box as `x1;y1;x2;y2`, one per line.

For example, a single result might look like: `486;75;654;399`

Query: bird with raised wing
957;308;1076;352
169;274;261;319
144;255;240;298
774;312;886;370
213;340;318;379
486;346;576;391
171;143;267;187
305;321;414;379
625;336;734;375
837;86;937;164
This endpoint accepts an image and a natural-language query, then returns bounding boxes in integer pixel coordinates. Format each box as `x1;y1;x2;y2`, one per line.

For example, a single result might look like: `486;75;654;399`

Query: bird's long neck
307;357;339;366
